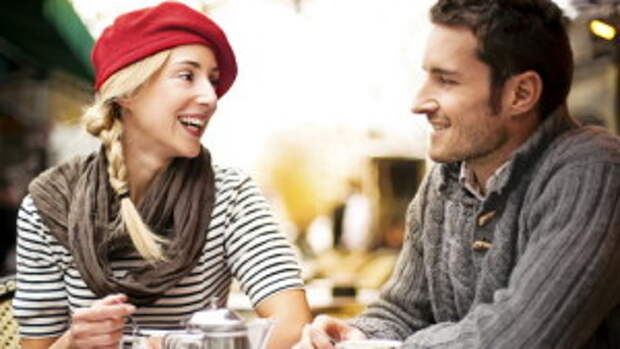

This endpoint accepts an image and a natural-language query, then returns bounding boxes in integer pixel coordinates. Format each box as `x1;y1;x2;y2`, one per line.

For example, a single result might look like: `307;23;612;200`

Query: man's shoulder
543;125;620;167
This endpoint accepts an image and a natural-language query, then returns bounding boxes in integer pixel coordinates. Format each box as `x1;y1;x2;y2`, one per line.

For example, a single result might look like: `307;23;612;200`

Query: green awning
0;0;94;83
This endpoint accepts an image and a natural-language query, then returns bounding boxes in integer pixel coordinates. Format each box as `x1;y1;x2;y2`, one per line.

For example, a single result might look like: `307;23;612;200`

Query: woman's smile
177;113;210;138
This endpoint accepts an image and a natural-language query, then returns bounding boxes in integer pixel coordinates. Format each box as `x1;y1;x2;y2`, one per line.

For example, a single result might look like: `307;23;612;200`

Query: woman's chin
177;145;202;159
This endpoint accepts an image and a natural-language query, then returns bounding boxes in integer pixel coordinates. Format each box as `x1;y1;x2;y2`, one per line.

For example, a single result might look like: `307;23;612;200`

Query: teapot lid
187;297;247;333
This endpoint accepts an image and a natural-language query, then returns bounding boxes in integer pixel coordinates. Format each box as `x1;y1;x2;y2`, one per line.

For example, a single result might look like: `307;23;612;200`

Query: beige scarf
29;147;215;306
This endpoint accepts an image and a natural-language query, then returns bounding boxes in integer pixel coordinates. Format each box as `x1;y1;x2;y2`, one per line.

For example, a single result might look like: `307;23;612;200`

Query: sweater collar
437;106;580;199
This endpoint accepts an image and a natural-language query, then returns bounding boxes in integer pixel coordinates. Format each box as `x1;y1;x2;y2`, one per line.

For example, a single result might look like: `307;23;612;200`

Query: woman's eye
178;71;194;81
209;77;220;86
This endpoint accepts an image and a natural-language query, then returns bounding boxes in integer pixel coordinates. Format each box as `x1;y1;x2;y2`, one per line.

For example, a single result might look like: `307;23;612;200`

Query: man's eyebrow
429;67;461;77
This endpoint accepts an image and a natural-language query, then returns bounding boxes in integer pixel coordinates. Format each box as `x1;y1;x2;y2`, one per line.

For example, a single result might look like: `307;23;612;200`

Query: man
294;0;620;348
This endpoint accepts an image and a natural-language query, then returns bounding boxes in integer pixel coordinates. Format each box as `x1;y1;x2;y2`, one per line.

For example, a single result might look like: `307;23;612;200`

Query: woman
13;2;312;348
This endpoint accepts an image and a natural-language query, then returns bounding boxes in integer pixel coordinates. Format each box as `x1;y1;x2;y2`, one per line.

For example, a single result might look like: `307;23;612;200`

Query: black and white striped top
14;166;304;338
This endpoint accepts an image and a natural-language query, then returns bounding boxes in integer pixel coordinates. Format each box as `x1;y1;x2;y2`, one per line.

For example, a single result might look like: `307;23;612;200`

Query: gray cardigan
352;109;620;348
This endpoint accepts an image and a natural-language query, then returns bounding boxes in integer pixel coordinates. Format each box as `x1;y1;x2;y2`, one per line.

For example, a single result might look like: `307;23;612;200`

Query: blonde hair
83;50;172;263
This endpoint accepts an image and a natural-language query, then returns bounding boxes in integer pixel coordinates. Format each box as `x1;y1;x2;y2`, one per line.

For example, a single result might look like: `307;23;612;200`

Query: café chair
0;274;19;348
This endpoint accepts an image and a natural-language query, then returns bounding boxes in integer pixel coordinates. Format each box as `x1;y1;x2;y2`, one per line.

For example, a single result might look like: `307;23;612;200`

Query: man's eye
438;76;457;85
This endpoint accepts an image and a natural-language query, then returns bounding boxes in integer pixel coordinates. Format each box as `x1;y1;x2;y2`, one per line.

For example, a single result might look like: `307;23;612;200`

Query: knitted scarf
28;147;215;306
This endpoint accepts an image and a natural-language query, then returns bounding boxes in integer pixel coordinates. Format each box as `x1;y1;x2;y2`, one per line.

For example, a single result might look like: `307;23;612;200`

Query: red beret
92;1;237;97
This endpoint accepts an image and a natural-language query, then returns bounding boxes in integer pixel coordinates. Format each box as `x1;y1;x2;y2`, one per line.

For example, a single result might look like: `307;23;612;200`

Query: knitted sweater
352;109;620;348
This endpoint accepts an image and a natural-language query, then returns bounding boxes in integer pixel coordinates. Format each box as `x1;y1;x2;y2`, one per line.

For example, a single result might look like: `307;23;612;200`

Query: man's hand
292;315;367;349
67;294;136;349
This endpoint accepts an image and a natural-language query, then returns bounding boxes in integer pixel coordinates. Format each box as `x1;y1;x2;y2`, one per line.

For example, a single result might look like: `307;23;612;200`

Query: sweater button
472;240;492;251
477;210;496;227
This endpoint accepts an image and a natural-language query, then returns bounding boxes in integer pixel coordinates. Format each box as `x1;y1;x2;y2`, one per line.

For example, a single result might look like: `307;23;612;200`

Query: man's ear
503;70;542;116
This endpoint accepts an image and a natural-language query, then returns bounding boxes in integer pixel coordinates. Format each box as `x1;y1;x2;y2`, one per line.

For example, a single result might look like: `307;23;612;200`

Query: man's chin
428;150;447;163
428;151;464;164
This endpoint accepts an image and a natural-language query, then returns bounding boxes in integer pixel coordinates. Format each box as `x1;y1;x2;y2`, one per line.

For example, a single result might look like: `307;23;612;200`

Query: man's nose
411;97;439;115
411;82;438;115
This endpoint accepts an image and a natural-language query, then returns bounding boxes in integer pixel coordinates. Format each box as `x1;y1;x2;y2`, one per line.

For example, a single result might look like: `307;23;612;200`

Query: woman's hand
147;336;163;349
255;289;312;349
67;293;136;349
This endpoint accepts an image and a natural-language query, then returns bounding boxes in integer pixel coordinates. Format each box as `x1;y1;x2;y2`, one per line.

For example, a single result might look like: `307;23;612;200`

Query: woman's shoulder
46;151;98;172
17;194;60;248
18;194;38;217
212;164;253;188
29;151;98;190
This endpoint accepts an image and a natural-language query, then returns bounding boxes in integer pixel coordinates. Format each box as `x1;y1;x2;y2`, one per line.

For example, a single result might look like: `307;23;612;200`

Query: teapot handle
162;333;204;349
207;296;222;309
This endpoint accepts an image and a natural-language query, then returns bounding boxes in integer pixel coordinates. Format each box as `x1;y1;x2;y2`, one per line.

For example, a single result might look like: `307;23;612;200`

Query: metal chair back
0;274;19;348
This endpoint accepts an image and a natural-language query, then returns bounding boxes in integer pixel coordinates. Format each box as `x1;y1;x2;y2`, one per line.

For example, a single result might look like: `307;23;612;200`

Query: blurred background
0;0;618;317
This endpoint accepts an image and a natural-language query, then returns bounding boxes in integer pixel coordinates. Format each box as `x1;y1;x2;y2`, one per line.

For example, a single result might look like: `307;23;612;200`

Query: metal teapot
161;298;274;349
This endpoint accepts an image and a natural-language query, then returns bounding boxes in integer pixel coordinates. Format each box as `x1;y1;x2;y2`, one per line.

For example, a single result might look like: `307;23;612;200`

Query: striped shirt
13;165;304;338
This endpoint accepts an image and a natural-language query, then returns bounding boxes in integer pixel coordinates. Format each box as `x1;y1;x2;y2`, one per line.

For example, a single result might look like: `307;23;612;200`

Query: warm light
590;19;617;41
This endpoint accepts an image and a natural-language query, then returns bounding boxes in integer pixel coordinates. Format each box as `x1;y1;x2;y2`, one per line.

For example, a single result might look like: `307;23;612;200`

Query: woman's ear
503;70;542;116
115;95;132;109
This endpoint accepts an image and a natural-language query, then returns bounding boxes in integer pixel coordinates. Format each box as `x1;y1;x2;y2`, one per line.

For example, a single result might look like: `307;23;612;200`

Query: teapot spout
246;318;275;349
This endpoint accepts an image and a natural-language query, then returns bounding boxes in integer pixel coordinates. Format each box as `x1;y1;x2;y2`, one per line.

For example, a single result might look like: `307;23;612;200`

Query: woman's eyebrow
172;60;220;73
172;60;201;68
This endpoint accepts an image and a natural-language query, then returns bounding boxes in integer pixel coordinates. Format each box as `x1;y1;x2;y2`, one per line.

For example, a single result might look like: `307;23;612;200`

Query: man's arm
292;170;437;349
400;162;620;348
350;170;435;340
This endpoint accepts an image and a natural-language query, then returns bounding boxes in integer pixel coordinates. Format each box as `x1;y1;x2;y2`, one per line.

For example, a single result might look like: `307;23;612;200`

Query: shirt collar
459;160;511;201
437;106;580;199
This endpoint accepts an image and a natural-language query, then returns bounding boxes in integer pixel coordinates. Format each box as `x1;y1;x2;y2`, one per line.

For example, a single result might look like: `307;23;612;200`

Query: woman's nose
195;79;218;105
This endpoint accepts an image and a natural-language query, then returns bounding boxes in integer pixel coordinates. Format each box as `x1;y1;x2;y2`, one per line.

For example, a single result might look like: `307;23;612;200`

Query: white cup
335;339;402;349
119;336;149;349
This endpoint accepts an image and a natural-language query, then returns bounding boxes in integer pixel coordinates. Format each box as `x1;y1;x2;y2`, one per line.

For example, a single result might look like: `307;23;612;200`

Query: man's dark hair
431;0;574;118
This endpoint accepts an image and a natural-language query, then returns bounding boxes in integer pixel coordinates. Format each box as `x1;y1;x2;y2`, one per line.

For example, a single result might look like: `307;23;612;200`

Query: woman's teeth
178;117;205;128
